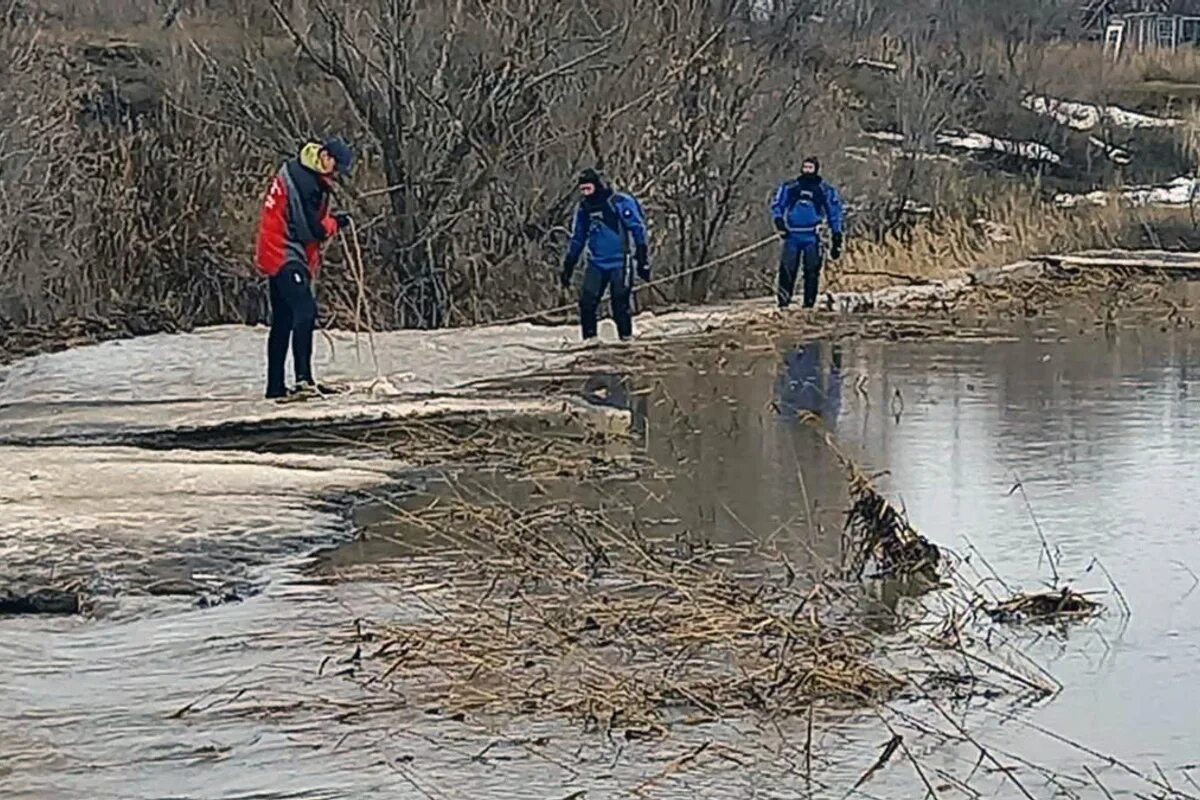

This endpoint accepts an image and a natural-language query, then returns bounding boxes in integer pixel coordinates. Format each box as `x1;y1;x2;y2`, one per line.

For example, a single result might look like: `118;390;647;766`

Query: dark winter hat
323;137;354;176
577;167;604;188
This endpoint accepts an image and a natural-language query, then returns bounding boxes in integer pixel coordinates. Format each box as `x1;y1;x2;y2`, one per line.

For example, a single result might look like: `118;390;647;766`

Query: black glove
830;232;844;261
560;257;575;289
773;217;787;239
333;212;352;231
634;244;650;282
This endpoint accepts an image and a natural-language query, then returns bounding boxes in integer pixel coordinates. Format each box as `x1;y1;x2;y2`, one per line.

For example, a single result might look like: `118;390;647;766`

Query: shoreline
0;253;1169;448
0;258;1054;370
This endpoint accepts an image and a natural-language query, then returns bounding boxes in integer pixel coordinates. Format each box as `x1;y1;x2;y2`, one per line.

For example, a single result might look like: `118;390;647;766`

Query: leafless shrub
2;0;1198;349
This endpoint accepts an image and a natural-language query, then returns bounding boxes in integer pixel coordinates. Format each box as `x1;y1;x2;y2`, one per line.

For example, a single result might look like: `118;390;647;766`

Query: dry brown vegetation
3;0;1200;355
301;382;1150;797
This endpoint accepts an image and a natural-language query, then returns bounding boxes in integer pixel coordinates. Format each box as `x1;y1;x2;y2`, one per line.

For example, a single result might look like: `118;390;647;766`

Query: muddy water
4;318;1200;798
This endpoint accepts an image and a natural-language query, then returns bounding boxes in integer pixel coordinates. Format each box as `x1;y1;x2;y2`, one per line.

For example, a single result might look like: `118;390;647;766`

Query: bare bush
1;0;1198;353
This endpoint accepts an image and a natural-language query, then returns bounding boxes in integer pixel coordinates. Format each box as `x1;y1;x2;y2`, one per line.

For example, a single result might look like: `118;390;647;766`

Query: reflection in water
581;371;648;437
774;341;843;429
573;349;851;569
574;326;1200;796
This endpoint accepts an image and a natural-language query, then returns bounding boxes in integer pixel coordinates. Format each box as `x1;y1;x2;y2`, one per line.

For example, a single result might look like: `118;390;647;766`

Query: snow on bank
851;57;897;72
863;129;1061;164
936;131;1061;164
0;308;749;444
1055;176;1200;208
827;260;1043;314
1023;95;1184;131
1088;136;1133;165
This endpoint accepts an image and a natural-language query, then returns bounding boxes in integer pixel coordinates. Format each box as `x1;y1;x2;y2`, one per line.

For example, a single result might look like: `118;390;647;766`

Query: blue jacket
566;191;648;272
771;177;844;246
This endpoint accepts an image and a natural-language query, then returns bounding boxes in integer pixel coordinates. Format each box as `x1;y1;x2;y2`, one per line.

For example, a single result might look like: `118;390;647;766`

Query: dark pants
579;261;633;340
266;262;317;397
778;240;823;309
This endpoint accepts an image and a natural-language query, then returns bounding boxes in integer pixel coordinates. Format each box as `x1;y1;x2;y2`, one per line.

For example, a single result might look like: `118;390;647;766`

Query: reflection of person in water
775;342;842;429
582;372;648;435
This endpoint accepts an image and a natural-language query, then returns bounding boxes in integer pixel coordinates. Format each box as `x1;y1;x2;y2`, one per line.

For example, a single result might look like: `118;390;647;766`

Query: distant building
1087;1;1200;56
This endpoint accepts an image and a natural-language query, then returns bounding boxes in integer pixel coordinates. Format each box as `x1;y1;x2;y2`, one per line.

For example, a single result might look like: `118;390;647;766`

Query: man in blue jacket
770;156;845;309
561;168;650;341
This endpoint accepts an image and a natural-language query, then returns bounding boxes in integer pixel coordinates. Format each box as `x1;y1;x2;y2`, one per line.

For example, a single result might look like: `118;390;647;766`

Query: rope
329;218;403;396
480;234;779;329
305;232;779;400
338;218;382;378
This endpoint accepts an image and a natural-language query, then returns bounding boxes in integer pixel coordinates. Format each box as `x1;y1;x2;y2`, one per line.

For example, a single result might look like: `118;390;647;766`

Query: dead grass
1038;43;1200;109
830;193;1197;292
341;423;956;734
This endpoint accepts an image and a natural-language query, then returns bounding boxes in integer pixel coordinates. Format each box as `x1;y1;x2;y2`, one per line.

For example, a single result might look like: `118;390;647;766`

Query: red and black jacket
254;144;338;278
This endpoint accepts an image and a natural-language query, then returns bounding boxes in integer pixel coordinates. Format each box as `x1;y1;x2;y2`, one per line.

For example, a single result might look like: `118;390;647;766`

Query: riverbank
0;253;1131;612
4;258;1199;798
3;253;1190;444
15;5;1200;341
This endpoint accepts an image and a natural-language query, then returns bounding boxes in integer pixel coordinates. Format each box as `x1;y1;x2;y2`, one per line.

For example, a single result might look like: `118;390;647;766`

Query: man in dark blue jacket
770;156;845;309
561;169;650;341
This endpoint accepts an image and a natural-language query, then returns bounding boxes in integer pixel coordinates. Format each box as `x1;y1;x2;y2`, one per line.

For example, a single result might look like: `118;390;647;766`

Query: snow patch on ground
863;129;1061;164
851;57;897;72
1087;135;1133;165
936;130;1061;164
1055;176;1200;208
1023;95;1185;131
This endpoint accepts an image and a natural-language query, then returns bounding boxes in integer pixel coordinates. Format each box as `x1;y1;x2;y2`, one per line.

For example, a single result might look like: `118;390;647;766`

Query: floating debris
799;414;942;586
353;494;906;735
337;409;1002;743
985;587;1102;624
0;586;83;615
842;474;941;584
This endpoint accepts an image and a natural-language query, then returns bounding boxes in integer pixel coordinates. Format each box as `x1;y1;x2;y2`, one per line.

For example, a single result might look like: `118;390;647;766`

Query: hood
299;141;330;174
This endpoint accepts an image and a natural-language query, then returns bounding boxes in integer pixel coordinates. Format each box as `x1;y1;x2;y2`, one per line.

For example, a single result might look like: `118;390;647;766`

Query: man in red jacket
255;138;353;399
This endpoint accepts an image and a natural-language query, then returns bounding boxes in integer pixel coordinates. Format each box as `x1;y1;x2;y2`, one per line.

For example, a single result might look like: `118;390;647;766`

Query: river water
2;310;1199;798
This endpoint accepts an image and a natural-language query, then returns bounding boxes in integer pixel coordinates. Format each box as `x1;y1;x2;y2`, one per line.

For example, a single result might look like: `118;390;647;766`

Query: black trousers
266;262;317;397
579;262;633;340
778;240;823;309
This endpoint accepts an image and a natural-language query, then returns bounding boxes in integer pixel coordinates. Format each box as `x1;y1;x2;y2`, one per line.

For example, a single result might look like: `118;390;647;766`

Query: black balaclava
578;167;622;232
799;156;821;185
578;168;613;210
